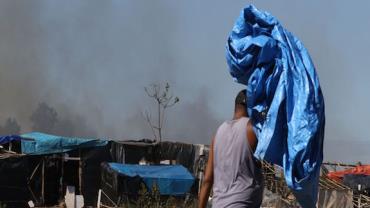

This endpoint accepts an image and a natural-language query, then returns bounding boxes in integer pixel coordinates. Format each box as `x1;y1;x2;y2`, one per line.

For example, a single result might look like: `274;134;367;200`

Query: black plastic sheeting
158;142;196;173
81;144;112;205
52;144;113;206
110;140;156;164
110;141;207;176
343;174;370;191
0;155;60;208
0;156;31;208
100;162;143;206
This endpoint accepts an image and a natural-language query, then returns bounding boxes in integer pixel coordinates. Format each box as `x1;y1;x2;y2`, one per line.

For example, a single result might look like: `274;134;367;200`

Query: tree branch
142;110;157;140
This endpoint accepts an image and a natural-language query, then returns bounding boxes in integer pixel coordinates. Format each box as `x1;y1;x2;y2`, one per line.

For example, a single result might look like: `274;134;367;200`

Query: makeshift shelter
100;163;194;207
323;162;370;208
261;161;355;208
0;132;111;207
99;140;206;207
327;165;370;181
110;140;207;175
109;163;194;195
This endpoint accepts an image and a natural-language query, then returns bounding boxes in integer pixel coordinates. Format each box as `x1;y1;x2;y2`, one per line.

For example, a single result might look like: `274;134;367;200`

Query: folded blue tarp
225;5;325;208
109;163;194;195
21;132;108;155
0;135;22;145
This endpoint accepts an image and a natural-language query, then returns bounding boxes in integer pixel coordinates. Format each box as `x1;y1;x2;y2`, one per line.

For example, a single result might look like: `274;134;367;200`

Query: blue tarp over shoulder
0;135;22;145
109;163;194;195
21;132;108;155
225;5;325;208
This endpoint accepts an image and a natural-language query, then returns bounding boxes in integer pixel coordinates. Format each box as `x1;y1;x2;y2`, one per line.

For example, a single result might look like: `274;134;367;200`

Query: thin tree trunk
158;101;161;141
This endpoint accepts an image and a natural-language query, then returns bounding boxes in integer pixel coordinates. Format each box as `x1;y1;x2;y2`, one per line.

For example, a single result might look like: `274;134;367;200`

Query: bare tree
144;83;179;142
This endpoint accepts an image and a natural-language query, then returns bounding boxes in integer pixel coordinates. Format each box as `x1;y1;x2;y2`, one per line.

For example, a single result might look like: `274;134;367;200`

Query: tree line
0;102;96;137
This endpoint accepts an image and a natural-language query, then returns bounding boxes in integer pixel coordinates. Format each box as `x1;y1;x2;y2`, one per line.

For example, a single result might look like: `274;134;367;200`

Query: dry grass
117;183;197;208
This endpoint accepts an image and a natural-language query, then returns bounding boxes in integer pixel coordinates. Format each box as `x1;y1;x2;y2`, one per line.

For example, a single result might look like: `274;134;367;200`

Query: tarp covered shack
109;163;194;195
100;163;195;207
0;132;111;208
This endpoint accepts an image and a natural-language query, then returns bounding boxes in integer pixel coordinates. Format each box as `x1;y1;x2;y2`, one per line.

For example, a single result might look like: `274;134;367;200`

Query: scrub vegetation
119;183;197;208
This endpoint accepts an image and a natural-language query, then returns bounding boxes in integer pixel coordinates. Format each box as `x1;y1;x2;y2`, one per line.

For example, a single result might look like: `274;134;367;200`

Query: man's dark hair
234;89;248;117
235;89;247;107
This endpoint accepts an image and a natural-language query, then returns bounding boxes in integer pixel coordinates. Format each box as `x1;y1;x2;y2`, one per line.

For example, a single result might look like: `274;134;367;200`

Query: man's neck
233;112;247;120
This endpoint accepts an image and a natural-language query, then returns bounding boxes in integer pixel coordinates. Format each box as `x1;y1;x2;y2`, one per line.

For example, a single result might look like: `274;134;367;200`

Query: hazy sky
0;1;369;163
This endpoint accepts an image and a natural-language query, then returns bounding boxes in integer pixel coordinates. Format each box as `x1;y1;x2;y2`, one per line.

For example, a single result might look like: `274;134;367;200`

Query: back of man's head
235;89;246;106
235;89;247;116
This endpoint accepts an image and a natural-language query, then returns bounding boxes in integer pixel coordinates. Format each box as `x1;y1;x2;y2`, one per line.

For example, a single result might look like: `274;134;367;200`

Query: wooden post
41;158;45;205
96;189;102;208
79;150;82;195
358;185;362;208
358;195;361;208
60;155;64;199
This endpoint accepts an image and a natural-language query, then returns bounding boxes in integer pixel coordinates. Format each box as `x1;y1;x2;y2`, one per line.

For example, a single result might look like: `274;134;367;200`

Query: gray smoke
28;102;97;137
0;118;21;135
0;0;230;143
0;1;369;163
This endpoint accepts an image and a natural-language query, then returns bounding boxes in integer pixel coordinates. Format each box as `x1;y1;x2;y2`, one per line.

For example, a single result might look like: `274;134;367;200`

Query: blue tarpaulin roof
225;5;325;208
109;163;194;195
0;135;22;145
21;132;108;155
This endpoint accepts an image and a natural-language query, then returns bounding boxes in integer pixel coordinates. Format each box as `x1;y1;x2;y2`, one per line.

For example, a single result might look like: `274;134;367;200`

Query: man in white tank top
198;90;263;208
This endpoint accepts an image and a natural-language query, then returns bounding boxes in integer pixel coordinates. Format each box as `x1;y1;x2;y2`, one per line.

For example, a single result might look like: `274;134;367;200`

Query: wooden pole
41;158;45;205
79;150;82;195
358;195;361;208
97;189;102;208
60;155;64;199
322;162;357;167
